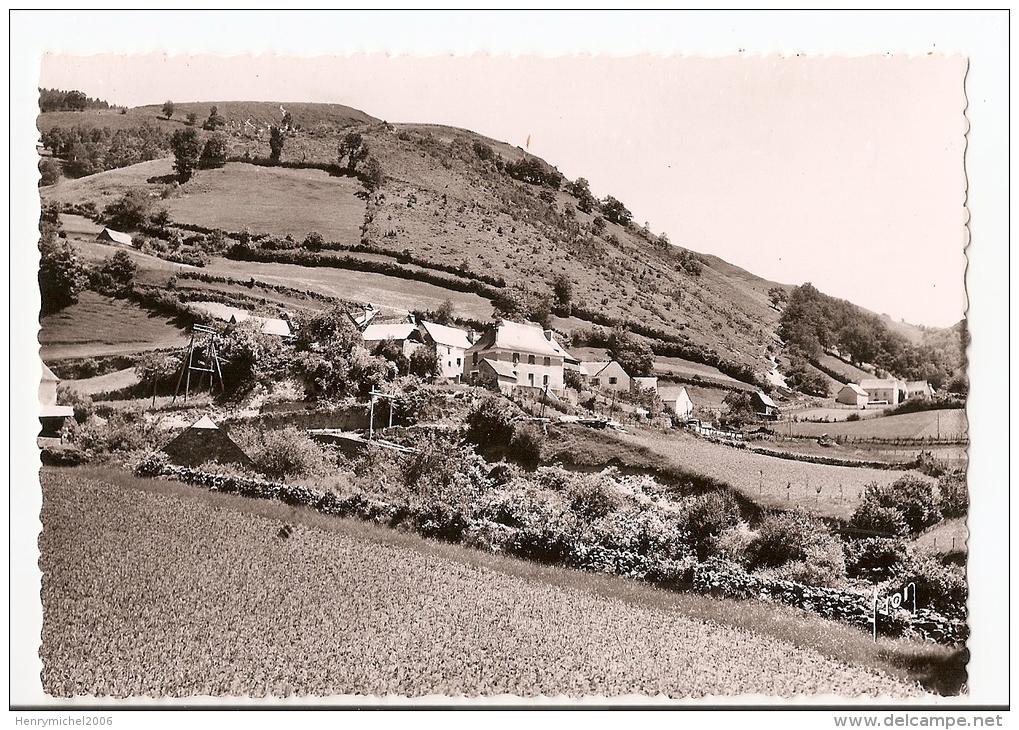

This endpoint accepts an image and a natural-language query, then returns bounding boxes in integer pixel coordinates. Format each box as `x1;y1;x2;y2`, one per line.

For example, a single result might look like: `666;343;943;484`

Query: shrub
682;490;742;560
713;522;757;567
234;425;331;480
55;384;94;424
844;537;909;582
564;472;623;521
938;472;968;519
748;511;847;588
893;554;967;619
850;476;942;536
848;500;910;537
508;424;545;469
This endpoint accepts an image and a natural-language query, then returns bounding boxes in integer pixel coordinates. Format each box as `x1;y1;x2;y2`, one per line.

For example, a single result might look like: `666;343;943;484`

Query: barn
836;383;869;407
160;415;252;468
96;227;133;246
751;391;780;420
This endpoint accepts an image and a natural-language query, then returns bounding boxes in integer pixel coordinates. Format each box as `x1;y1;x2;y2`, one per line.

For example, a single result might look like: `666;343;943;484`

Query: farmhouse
582;361;630;392
751;391;780;420
419;320;472;380
38;362;74;437
465;320;567;395
859;378;904;405
361;321;423;359
836;382;869;407
660;386;694;420
160;415;252;468
904;380;933;400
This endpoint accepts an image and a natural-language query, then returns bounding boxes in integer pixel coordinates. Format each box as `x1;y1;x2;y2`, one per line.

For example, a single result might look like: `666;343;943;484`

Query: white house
836;382;869;407
465;320;569;395
904;380;933;400
582;360;631;392
660;386;694;420
419;320;472;380
860;378;905;405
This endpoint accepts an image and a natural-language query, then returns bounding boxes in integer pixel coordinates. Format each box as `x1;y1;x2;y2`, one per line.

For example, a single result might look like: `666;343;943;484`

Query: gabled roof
97;227;133;245
480;358;517;379
190;415;220;430
581;360;626;378
545;332;579;365
487;320;561;357
753;391;778;408
362;322;417;342
659;385;692;402
259;318;292;337
420;320;471;350
904;380;930;390
841;383;869;396
860;378;901;390
40;363;59;383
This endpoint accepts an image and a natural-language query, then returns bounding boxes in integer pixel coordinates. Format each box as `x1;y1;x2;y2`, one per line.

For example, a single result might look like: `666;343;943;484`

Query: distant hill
39;100;961;389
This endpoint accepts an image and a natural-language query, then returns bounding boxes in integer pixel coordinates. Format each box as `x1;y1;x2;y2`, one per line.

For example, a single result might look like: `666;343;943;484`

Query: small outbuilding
474;358;518;395
39;362;74;437
160;415;252;468
660;386;694;420
96;227;133;246
836;382;869;407
751;391;780;420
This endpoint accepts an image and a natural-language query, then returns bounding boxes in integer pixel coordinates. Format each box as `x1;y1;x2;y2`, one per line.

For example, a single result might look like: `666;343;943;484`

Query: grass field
39;467;939;698
818;354;875;384
38;291;188;360
163;163;366;245
781;410;968;442
62;367;140;396
607;428;928;521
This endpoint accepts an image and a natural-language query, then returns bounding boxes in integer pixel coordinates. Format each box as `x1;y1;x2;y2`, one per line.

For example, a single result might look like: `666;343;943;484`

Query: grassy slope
39;467;948;698
38;291;188;358
783;410;969;441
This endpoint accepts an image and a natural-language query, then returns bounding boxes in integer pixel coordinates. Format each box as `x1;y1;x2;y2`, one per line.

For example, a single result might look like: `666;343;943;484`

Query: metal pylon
172;324;227;404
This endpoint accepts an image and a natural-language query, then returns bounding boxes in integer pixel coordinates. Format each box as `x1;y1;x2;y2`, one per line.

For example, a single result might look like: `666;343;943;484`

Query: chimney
544;330;553;341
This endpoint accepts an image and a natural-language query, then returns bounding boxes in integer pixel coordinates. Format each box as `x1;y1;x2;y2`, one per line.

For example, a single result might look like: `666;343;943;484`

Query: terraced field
783;410;968;441
39;469;922;699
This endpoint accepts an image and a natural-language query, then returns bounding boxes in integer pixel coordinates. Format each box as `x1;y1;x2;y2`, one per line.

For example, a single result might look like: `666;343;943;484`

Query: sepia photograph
9;9;1009;720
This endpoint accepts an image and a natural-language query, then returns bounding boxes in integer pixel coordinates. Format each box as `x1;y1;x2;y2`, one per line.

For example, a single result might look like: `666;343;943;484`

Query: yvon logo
868;582;917;641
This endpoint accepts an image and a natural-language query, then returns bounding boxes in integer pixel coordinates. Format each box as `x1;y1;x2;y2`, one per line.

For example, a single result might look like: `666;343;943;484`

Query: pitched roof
362;322;417;342
904;380;930;390
40;363;59;383
259;318;292;337
190;415;220;430
97;227;133;245
659;385;692;402
753;391;778;408
545;332;579;364
420;320;471;350
480;358;517;379
860;378;900;390
489;320;561;357
841;383;869;396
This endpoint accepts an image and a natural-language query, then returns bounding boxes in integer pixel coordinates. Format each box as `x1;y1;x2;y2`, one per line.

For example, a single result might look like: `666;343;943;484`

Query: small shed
836;383;869;407
39;362;74;436
751;391;780;420
474;358;518;394
160;415;252;468
660;386;694;420
96;227;133;246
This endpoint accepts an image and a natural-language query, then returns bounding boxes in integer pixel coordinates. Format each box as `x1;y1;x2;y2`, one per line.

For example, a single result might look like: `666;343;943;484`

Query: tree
185;112;197;126
93;250;137;295
39;231;86;315
720;391;757;430
268;125;285;162
361;156;386;192
551;272;573;316
565;177;596;213
202;105;226;131
409;347;441;379
169;127;202;181
608;327;654;377
38;157;61;186
102;189;150;231
162;100;175;120
199;134;227;169
767;286;788;309
600;195;633;226
339;131;369;171
65;90;87;111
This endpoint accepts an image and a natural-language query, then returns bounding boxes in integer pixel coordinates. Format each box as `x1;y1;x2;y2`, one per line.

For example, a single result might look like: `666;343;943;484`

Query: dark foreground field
38;468;939;700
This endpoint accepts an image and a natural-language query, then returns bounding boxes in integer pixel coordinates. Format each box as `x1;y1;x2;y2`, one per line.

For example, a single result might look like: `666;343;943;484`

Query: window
542;375;549;386
513;353;520;365
456;358;461;367
544;357;551;366
528;373;534;386
591;378;600;386
472;352;478;366
609;377;618;385
528;355;535;365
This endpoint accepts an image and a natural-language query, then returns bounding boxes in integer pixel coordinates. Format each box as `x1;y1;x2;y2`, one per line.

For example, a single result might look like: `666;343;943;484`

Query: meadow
781;410;968;442
38;468;932;699
608;428;928;521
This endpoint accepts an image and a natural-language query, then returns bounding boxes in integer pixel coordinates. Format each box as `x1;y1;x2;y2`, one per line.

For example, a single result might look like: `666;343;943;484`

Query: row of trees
39;124;169;178
778;283;966;392
39;88;110;113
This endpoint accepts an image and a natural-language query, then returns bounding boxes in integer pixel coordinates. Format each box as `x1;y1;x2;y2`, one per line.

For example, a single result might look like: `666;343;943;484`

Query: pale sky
36;51;969;327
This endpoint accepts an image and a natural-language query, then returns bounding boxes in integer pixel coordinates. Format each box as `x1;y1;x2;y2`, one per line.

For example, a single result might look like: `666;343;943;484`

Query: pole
369;395;375;440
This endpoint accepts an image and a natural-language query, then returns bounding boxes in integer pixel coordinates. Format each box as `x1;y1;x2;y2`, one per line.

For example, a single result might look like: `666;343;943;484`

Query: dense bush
938;472;969;519
55;384;94;424
232;425;332;480
844;537;909;582
747;511;847;588
893;554;967;620
681;490;742;561
850;476;943;536
848;500;910;537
